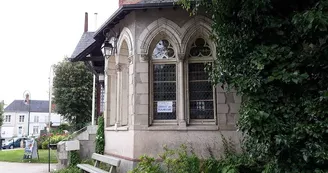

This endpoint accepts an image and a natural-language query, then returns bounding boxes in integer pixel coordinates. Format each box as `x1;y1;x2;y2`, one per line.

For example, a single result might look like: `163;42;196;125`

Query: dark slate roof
4;100;50;113
70;1;179;63
121;0;177;4
70;32;96;60
139;0;177;3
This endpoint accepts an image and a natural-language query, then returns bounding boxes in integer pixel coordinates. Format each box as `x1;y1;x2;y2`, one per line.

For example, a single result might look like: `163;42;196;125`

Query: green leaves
0;101;3;127
179;0;328;172
95;116;105;155
53;60;93;131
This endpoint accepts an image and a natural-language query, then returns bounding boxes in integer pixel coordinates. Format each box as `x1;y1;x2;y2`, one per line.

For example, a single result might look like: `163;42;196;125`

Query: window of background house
33;126;39;134
188;38;215;120
34;116;39;123
19;115;24;122
18;126;22;135
152;39;177;120
5;115;11;122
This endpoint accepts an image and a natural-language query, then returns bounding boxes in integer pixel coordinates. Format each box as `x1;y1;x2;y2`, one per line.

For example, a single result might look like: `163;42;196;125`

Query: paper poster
157;101;173;113
23;139;38;159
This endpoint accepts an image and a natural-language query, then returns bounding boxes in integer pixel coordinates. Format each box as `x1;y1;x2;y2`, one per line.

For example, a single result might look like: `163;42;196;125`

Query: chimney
84;12;88;32
94;13;98;30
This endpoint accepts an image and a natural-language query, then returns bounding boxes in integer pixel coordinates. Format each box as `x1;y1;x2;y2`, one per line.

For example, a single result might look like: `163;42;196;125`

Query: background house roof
4;100;51;113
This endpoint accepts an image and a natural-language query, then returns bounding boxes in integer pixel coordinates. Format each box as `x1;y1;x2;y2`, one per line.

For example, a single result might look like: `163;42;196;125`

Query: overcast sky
0;0;118;106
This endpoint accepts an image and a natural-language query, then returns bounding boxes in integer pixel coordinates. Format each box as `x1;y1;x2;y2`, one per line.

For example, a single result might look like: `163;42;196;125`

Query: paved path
0;162;57;173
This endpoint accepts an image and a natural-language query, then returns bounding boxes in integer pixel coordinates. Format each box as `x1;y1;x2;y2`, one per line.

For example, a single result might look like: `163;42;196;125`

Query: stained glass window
153;64;176;120
188;63;214;119
189;38;212;57
152;40;175;59
188;38;214;120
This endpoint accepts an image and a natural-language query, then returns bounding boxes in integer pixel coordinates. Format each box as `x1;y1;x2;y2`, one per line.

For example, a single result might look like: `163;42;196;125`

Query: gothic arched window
151;39;177;121
187;37;215;122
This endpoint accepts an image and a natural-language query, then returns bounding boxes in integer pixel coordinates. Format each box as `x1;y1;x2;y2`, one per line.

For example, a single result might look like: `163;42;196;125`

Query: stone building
70;0;241;172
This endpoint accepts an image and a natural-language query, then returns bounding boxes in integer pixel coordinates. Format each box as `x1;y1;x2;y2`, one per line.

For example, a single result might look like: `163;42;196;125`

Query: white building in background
1;100;65;142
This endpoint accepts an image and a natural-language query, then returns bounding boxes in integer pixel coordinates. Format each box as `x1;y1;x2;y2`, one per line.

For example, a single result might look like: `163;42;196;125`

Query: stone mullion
178;54;186;127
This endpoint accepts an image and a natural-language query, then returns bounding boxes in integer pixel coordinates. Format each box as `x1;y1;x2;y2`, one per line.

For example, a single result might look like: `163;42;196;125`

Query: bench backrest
92;153;121;167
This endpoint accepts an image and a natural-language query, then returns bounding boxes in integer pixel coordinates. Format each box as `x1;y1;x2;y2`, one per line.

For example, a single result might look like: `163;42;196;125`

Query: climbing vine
95;116;105;155
179;0;328;172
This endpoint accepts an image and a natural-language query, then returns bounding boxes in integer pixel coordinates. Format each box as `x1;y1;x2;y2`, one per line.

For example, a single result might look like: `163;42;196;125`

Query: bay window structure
69;6;241;172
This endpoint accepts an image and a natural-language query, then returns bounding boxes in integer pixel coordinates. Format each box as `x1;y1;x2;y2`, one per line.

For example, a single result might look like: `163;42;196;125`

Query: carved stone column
178;53;187;127
105;57;117;127
115;63;123;128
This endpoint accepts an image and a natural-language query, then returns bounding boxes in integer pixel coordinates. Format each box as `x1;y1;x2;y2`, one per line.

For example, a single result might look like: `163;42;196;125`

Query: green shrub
95;116;105;155
179;0;328;172
42;141;49;149
69;151;80;167
129;155;163;173
160;144;200;173
52;167;80;173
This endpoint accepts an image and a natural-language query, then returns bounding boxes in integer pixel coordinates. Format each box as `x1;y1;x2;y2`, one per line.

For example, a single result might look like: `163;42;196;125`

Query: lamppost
48;65;54;172
23;90;31;137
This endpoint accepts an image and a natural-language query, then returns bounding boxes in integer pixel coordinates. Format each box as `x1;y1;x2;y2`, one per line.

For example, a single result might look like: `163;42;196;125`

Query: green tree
53;59;93;131
179;0;328;172
0;101;4;127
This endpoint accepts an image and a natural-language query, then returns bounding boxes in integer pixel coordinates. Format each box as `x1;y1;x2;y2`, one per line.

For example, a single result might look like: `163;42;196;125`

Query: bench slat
77;164;109;173
92;153;121;167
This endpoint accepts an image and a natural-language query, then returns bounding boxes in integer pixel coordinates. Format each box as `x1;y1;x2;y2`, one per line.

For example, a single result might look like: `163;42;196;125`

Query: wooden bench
77;153;121;173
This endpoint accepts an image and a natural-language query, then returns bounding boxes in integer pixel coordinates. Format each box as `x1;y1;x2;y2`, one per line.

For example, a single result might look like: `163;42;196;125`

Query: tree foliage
0;101;3;127
179;0;328;172
53;60;93;131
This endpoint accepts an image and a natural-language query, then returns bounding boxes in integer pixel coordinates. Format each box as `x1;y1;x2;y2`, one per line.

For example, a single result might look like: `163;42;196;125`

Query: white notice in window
157;101;173;113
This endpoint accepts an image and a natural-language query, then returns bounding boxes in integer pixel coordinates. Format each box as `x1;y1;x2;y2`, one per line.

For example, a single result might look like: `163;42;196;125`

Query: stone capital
116;63;123;72
105;68;116;76
128;55;133;64
178;53;186;61
139;53;149;62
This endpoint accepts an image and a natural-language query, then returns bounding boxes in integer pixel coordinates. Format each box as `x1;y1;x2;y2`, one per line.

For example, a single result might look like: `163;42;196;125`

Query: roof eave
94;2;177;38
70;2;178;62
69;42;98;62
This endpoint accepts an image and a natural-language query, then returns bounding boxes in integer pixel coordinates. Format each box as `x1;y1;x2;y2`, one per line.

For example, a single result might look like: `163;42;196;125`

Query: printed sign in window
157;101;173;113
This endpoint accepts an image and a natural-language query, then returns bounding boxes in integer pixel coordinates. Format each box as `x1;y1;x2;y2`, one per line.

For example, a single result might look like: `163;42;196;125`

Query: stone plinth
57;141;68;170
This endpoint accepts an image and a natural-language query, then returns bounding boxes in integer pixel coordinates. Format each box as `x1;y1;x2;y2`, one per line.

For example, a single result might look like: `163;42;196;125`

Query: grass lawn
0;149;58;163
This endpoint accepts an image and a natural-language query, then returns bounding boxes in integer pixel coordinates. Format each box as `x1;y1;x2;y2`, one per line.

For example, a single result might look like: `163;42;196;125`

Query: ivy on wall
95;116;105;155
179;0;328;172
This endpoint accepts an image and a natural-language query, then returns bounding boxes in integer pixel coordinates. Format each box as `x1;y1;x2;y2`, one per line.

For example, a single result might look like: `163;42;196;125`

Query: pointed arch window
187;38;215;122
151;39;177;121
152;40;176;59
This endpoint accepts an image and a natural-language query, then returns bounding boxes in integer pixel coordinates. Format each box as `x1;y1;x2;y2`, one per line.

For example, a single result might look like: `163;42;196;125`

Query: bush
69;151;80;167
38;133;70;149
179;0;328;172
95;116;105;155
52;167;80;173
131;144;200;173
42;141;49;149
129;155;163;173
160;144;200;173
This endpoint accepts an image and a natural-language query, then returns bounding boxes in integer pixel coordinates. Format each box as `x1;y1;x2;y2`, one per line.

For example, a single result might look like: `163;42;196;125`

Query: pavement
0;162;57;173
